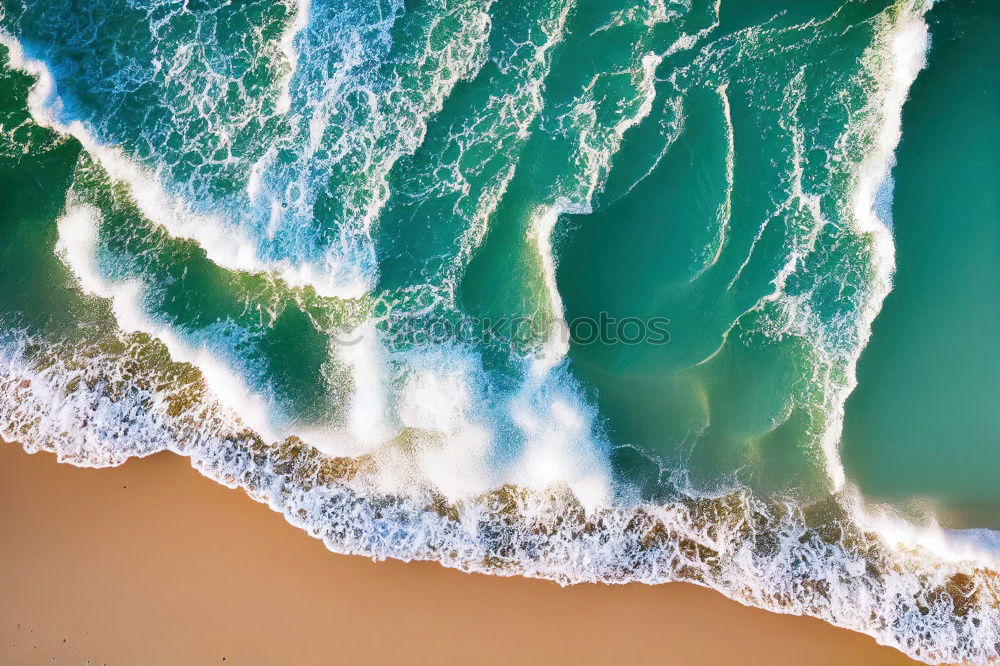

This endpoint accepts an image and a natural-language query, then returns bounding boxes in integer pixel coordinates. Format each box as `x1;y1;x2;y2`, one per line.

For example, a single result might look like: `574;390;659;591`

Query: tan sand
0;443;922;666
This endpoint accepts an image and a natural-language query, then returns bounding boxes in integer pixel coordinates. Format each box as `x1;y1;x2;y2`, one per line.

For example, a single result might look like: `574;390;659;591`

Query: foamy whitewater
0;0;997;663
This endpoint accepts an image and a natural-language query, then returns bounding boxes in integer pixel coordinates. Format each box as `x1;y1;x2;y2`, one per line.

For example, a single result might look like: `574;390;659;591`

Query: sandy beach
0;442;924;666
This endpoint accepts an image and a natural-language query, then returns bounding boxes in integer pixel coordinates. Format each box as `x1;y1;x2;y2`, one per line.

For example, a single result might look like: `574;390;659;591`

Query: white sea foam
0;31;370;299
711;82;735;266
526;200;580;372
690;81;736;280
725;0;985;577
54;203;281;441
507;367;612;514
842;487;1000;568
0;326;996;664
247;0;494;296
527;45;665;370
817;3;930;498
390;349;494;499
276;0;312;115
334;321;395;453
1;0;494;300
444;0;574;289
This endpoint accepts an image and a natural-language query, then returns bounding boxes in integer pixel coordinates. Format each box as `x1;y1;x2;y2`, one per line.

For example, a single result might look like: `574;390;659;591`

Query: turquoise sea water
0;1;996;662
841;0;1000;530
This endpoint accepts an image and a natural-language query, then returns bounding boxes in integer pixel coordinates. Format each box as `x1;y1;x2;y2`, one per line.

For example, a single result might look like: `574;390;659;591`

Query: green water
841;0;1000;528
552;0;897;500
0;0;928;502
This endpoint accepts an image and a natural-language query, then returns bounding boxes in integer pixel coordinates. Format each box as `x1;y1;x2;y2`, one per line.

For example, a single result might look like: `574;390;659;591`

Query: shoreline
0;443;923;665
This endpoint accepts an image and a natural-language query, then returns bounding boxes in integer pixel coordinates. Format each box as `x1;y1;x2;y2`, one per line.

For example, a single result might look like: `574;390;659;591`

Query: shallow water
841;0;1000;529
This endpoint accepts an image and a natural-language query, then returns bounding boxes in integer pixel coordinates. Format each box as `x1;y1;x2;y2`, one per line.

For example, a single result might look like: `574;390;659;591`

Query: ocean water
0;0;996;663
840;0;1000;531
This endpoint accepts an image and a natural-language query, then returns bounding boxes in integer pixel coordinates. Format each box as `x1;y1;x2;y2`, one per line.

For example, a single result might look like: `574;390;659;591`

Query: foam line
818;2;931;494
55;203;281;441
0;331;995;664
276;0;313;114
0;31;372;299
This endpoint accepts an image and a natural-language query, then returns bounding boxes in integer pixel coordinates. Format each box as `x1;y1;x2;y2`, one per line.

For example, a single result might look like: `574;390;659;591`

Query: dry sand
0;443;922;666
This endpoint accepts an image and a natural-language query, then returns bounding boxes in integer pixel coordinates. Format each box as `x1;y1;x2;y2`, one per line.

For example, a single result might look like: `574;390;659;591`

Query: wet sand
0;443;922;666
